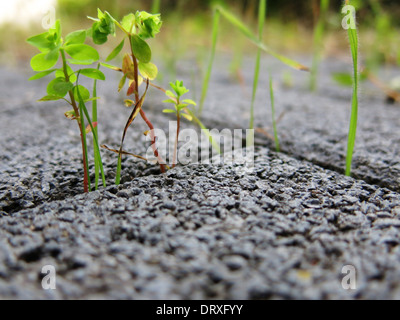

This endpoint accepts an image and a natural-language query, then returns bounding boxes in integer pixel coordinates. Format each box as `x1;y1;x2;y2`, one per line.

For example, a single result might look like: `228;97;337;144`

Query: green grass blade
216;5;309;71
116;156;122;185
199;9;220;115
92;64;107;189
269;75;280;152
76;79;91;193
310;0;330;91
345;9;359;177
249;0;267;145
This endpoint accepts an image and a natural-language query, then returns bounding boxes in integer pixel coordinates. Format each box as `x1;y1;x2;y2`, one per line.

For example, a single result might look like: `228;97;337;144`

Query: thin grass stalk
92;63;106;189
249;0;267;146
345;1;359;176
199;8;220;115
269;75;280;152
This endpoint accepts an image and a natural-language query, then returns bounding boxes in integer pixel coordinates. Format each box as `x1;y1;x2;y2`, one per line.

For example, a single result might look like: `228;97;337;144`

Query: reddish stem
129;36;166;173
172;113;180;168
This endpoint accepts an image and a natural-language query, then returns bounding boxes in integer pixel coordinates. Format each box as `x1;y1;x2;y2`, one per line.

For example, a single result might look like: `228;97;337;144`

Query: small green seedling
27;20;106;193
163;80;196;168
343;0;359;177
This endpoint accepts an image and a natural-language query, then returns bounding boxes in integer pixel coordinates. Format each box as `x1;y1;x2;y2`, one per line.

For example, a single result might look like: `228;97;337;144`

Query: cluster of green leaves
163;81;196;168
27;19;106;193
87;9;166;184
27;21;104;102
163;80;196;120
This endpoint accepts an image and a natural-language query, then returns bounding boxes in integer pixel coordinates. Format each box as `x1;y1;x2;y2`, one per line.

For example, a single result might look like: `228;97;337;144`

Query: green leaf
38;95;64;101
47;77;74;97
138;61;158;80
131;34;151;63
177;104;188;110
73;85;90;101
182;113;193;122
30;49;59;72
118;75;127;92
121;13;135;33
136;11;162;39
55;65;77;83
85;97;100;103
106;39;125;62
163;109;176;114
165;90;176;99
29;69;56;81
91;10;115;45
65;30;87;46
26;32;56;52
79;68;106;80
92;24;109;45
163;99;176;104
100;62;121;71
183;99;197;106
65;44;99;64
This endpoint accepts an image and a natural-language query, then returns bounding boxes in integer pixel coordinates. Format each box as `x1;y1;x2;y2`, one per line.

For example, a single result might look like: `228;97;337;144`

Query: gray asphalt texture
0;56;400;299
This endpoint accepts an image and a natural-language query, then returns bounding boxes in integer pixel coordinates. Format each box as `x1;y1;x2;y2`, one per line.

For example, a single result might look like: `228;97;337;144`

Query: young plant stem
172;111;180;168
92;64;107;189
60;49;90;193
269;75;280;152
115;35;166;185
131;43;166;173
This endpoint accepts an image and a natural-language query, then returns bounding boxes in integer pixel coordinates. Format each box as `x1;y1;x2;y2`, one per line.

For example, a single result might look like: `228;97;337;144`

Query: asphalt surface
0;57;400;299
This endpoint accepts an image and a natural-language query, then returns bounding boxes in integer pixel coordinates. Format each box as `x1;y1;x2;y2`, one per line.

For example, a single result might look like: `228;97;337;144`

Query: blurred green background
0;0;399;70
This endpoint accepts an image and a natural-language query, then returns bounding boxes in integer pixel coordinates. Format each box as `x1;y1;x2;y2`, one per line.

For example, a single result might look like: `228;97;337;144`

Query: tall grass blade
269;75;280;152
92;64;106;189
216;5;309;71
76;76;91;192
310;0;329;91
199;9;220;115
345;2;359;177
76;75;106;191
249;0;267;145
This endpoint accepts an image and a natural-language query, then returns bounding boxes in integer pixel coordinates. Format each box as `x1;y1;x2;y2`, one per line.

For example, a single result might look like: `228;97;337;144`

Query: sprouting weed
163;81;196;168
27;20;106;193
